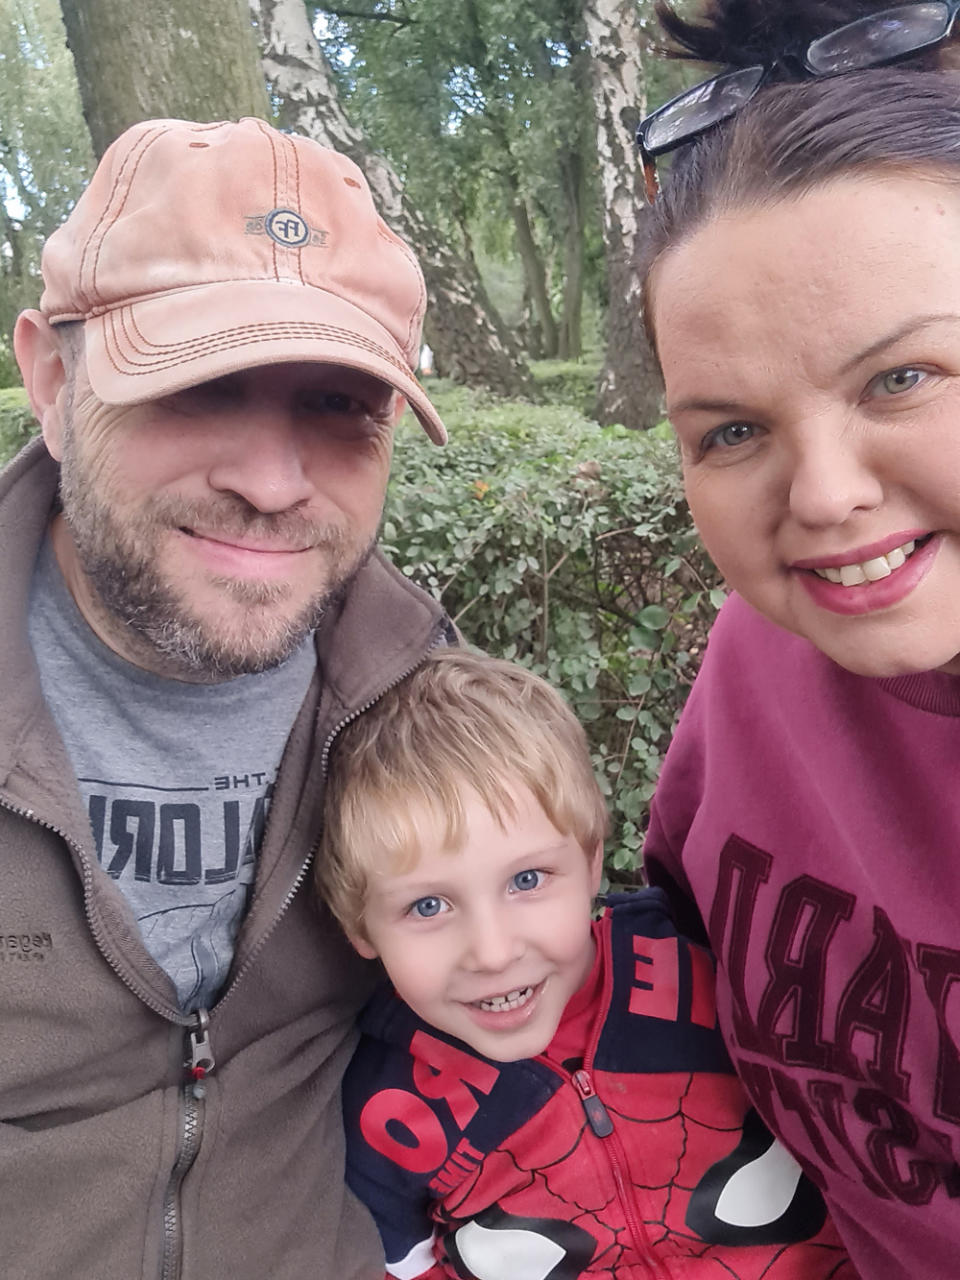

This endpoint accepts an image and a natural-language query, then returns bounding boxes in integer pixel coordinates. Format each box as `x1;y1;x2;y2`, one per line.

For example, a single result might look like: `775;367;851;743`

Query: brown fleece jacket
0;438;449;1280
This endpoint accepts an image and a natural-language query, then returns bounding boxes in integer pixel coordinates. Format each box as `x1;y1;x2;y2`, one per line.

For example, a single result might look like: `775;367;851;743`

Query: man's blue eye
324;393;354;412
412;896;443;918
511;869;543;892
303;391;359;414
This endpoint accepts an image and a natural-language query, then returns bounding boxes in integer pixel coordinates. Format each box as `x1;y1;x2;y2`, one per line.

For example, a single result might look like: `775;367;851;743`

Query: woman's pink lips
795;532;941;616
791;529;928;571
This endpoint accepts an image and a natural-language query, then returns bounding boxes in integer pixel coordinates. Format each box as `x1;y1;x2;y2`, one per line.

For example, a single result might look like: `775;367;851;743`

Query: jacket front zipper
536;915;664;1277
161;1011;216;1280
565;1066;663;1276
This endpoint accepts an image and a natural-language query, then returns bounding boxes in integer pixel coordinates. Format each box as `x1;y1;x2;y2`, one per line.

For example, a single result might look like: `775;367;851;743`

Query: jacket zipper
537;912;664;1277
569;1068;662;1276
152;623;449;1269
161;1010;217;1280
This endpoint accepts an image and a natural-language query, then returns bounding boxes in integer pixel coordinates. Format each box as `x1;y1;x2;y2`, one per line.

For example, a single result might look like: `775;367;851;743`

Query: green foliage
385;381;722;884
530;358;600;416
0;386;36;459
314;0;601;354
0;336;21;389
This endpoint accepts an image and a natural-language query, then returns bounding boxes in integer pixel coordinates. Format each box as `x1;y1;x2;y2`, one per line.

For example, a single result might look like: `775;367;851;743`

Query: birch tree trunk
584;0;663;429
59;0;269;157
254;0;532;396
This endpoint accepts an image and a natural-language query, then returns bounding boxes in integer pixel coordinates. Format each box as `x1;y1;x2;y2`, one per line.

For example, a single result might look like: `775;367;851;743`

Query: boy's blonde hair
318;649;609;939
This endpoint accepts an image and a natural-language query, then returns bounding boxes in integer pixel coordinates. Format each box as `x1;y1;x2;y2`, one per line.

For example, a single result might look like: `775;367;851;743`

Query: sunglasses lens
641;65;765;155
807;3;951;72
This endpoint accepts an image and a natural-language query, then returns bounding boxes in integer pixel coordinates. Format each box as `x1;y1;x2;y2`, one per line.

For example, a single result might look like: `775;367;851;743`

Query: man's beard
57;426;375;681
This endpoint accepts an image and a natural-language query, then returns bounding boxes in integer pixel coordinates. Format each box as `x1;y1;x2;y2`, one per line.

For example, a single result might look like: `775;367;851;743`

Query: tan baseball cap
39;116;446;444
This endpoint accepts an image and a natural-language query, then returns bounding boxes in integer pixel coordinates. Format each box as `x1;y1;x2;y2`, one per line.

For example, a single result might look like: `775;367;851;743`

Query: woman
637;2;960;1276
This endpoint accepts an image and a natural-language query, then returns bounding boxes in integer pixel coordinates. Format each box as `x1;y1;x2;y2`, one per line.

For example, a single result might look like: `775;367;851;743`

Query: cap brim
81;279;447;445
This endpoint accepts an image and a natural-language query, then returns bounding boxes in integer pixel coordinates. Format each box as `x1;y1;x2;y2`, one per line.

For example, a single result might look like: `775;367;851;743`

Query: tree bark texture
58;0;270;157
584;0;663;429
510;192;558;359
558;145;585;361
253;0;532;396
553;25;590;362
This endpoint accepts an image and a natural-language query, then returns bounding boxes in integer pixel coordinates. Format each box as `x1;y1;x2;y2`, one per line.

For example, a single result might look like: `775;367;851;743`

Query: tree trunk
558;146;585;361
253;0;533;397
510;193;558;359
58;0;269;157
584;0;663;429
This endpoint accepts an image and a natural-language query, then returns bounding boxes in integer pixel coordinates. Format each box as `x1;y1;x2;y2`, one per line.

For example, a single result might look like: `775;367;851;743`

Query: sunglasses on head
636;1;960;202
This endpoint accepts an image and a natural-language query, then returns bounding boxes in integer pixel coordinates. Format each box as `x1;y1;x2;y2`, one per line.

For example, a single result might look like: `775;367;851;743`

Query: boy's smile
352;785;602;1062
652;174;960;678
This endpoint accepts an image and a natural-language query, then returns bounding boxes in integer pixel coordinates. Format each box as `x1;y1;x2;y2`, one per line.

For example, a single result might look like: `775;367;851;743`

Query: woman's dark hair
652;0;949;73
640;2;960;345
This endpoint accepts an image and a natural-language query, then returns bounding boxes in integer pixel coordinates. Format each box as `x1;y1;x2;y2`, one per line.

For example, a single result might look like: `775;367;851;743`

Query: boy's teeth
477;986;533;1012
813;539;916;586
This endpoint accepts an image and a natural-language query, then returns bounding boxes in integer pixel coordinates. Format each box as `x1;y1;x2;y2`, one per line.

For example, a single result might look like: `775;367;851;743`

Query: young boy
318;651;854;1279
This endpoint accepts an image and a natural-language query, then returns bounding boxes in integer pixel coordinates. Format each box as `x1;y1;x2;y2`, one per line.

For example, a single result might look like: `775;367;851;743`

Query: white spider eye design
445;1206;596;1280
714;1138;804;1226
454;1220;564;1280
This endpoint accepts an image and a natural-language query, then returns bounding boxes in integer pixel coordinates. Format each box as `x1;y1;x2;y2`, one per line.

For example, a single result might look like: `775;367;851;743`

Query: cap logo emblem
245;208;329;248
265;208;309;245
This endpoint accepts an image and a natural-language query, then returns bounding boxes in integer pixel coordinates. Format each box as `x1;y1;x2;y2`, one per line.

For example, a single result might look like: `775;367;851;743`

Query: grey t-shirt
28;535;316;1011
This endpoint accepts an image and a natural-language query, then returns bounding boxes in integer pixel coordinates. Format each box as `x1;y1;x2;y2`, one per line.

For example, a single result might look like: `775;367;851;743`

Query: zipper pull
572;1069;614;1137
186;1009;215;1099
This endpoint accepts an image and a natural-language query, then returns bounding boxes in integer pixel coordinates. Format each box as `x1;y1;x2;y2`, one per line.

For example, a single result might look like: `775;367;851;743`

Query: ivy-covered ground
0;372;722;883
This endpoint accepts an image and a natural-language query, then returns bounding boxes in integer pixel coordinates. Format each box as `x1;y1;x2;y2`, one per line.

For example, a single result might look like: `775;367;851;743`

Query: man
3;116;451;1280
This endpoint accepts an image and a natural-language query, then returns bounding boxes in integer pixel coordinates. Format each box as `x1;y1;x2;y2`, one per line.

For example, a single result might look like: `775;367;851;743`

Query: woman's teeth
812;539;916;586
476;986;533;1012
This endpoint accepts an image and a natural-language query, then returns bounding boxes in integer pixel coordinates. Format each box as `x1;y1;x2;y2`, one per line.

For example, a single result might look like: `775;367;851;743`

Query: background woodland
0;0;722;880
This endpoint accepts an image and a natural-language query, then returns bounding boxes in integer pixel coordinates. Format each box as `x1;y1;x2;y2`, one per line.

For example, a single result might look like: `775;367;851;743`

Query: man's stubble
55;411;376;682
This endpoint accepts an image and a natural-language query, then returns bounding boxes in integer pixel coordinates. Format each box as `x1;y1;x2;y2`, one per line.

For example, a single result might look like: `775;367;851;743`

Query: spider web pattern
431;1070;857;1279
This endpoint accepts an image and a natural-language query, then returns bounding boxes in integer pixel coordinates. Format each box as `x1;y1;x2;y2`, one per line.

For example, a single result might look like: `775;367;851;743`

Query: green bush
0;388;36;462
0;341;23;391
386;384;722;885
530;359;601;417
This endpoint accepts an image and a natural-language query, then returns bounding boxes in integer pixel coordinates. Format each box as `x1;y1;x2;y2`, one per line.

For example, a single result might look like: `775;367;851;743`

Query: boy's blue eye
511;869;543;892
411;896;444;918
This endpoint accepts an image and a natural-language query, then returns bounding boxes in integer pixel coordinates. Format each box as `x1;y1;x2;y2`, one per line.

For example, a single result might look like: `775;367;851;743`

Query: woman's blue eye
411;896;444;918
878;368;922;396
511;869;543;892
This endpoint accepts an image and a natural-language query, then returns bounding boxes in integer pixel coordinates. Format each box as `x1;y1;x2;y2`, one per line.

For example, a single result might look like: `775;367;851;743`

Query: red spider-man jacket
344;891;857;1279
